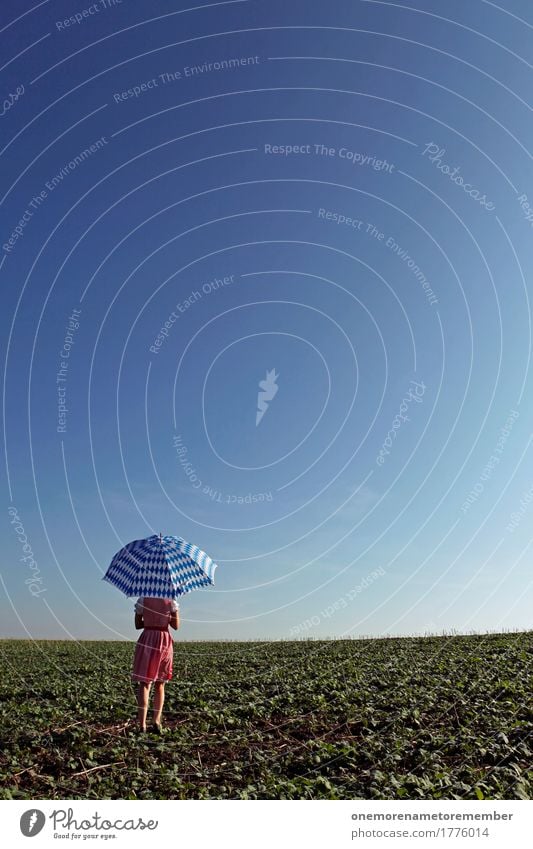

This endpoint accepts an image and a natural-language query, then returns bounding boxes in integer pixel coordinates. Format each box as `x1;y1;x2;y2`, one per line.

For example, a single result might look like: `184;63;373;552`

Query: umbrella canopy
102;534;218;599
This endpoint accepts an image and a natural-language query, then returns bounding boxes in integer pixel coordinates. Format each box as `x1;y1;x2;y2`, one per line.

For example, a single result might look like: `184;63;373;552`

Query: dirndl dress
131;597;178;684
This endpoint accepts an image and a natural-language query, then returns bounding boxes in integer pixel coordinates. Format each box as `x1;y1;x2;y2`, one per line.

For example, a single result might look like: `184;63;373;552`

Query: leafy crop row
0;633;531;799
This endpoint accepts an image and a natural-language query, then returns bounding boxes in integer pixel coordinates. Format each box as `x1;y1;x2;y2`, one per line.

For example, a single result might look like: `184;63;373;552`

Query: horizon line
1;627;530;643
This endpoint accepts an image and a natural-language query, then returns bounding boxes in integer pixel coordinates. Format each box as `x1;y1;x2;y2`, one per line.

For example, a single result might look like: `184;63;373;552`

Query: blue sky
2;0;533;639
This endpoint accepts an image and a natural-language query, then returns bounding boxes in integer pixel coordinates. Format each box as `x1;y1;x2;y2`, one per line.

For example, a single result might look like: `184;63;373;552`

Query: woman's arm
134;611;144;630
169;608;180;630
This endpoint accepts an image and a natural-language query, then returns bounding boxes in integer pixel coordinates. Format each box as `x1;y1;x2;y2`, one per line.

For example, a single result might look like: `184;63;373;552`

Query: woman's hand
169;609;180;630
134;612;144;630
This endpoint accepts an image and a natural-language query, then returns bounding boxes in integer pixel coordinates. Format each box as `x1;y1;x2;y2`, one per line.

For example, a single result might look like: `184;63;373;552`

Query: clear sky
2;0;533;640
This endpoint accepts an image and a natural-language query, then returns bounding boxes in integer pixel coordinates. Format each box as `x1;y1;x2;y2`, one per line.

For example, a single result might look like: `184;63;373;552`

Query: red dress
131;597;178;683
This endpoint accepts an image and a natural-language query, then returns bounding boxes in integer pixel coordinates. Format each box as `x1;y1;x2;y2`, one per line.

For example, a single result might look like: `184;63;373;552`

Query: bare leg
153;681;165;725
136;682;151;730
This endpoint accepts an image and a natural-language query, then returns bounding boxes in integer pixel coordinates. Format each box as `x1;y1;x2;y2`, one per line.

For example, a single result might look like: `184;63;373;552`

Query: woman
131;596;180;733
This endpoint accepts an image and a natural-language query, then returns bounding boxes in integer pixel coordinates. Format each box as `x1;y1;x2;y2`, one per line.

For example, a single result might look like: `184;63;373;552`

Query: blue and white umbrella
102;534;218;599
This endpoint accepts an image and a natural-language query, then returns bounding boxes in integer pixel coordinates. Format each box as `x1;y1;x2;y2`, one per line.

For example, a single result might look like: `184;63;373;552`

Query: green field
1;633;531;800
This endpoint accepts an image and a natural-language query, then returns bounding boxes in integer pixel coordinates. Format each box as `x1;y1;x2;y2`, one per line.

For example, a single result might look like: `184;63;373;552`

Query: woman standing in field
132;596;180;733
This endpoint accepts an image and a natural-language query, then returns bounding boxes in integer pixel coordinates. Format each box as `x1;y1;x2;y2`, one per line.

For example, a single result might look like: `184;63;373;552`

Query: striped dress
131;596;179;684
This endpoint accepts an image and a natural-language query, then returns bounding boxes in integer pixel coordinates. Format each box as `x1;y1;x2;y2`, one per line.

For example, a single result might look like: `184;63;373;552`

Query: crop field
0;633;531;800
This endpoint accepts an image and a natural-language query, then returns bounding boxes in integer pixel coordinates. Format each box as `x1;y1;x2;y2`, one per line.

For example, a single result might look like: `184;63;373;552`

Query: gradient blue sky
2;0;533;639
